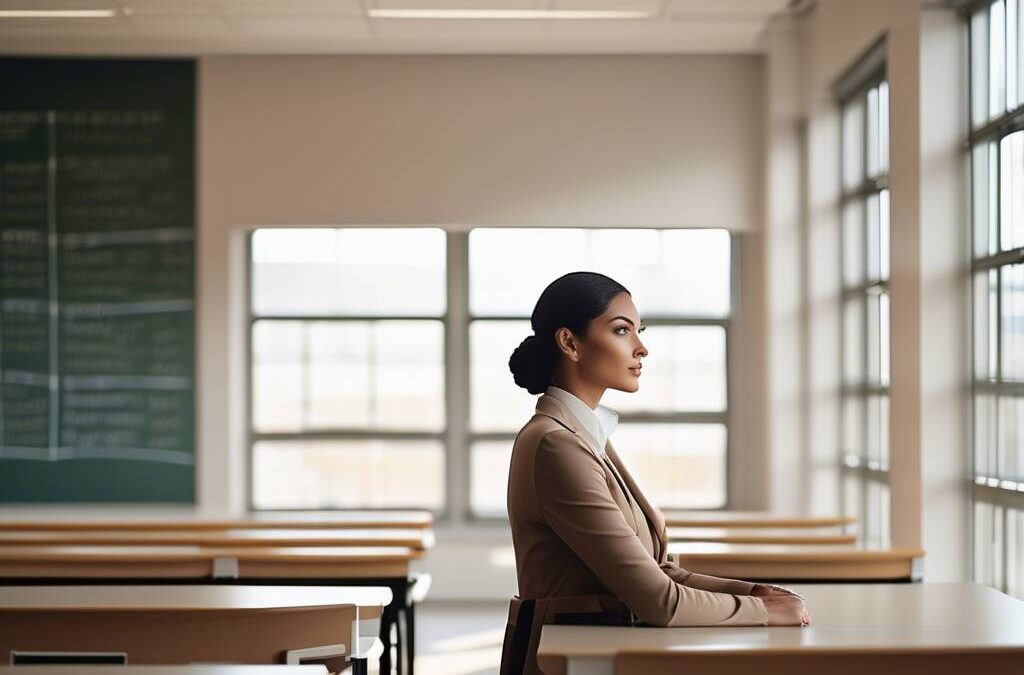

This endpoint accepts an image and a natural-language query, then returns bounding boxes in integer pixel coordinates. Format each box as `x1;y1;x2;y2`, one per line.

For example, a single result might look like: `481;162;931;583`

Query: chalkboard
0;58;195;502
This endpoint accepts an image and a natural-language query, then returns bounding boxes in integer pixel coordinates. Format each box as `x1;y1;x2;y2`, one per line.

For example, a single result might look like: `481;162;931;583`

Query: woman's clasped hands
751;583;811;626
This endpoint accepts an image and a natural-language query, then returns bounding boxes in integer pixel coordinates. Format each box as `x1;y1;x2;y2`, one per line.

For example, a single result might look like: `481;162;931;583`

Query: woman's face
577;292;648;393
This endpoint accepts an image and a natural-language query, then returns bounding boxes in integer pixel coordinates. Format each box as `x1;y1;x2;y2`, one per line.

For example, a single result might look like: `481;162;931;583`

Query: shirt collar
544;385;619;454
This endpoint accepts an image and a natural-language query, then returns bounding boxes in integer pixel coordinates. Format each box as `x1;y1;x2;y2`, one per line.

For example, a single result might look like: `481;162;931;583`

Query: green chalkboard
0;58;196;502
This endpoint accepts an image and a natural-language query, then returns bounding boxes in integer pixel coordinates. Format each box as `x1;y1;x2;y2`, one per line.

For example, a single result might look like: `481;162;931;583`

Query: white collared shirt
545;385;619;456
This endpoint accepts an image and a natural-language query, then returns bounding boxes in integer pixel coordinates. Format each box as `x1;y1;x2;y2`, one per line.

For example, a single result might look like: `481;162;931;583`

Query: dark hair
508;271;630;395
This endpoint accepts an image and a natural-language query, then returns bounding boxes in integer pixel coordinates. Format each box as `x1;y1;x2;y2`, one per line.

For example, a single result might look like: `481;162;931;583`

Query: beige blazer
506;392;768;673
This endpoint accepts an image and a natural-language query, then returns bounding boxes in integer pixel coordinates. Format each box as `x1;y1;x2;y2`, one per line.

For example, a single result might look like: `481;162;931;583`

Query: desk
0;585;389;675
661;511;855;529
0;528;435;551
0;511;434;531
537;583;1024;675
667;543;925;582
666;527;856;546
0;546;427;675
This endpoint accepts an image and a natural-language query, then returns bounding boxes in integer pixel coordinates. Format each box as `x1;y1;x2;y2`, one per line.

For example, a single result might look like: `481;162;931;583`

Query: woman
502;271;809;675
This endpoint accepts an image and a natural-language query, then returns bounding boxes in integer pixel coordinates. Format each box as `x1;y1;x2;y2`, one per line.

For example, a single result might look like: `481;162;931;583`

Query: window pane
866;192;881;281
974;141;999;257
252;319;445;432
867;292;888;386
469;228;588;316
867;85;880;177
842;472;863;538
975;271;999;380
626;230;731;317
602;325;727;414
879;189;890;280
470;440;511;517
469;228;731;318
843;298;864;384
251;228;446;316
975;393;997;478
1008;507;1023;599
992;0;1008;119
1001;131;1024;251
998;395;1024;480
975;500;997;587
866;394;889;470
470;319;538;432
1001;264;1024;380
842;200;864;286
252;439;445;509
842;396;864;460
1010;0;1020;109
863;479;890;549
611;424;726;509
879;81;890;173
842;95;865;190
973;5;992;128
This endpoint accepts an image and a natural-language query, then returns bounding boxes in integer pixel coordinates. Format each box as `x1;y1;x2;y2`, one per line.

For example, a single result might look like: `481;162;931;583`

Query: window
248;228;448;510
967;0;1024;600
837;42;891;549
248;227;736;520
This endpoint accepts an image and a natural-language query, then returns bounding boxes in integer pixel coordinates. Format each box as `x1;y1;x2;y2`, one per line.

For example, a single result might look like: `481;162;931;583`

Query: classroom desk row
537;582;1024;675
0;513;437;675
0;545;427;675
668;543;925;582
0;585;389;674
0;511;434;532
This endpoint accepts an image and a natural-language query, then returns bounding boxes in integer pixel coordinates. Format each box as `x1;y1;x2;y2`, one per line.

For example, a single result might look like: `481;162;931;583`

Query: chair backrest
498;596;535;675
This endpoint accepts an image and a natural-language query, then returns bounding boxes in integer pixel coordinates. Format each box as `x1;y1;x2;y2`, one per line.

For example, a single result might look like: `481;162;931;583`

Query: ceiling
0;0;797;55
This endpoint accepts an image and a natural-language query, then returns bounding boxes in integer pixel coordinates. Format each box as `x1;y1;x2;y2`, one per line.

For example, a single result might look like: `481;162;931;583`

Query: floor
367;600;509;675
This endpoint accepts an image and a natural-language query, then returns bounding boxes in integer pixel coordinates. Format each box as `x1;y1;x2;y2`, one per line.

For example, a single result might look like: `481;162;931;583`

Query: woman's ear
554;327;581;362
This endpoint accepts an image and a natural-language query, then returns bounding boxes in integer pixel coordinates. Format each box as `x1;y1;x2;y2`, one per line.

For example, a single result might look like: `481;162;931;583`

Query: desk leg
395;602;405;675
406;601;416;675
379;605;393;675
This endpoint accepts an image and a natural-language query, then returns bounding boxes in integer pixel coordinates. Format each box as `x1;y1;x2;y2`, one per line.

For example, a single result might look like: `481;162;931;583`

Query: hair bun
508;333;550;395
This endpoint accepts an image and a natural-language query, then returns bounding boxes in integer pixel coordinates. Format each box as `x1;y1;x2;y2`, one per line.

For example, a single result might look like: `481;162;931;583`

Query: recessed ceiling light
0;9;118;18
367;8;654;20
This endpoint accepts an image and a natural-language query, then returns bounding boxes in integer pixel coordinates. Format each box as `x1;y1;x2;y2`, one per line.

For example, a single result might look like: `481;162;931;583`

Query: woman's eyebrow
608;316;645;327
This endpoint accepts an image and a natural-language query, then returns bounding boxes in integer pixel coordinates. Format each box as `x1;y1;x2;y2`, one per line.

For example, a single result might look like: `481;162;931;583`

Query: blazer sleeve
533;430;768;627
657;560;758;595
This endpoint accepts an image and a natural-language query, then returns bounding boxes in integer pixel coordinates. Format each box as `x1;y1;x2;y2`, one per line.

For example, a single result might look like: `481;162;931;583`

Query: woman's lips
628;367;642;376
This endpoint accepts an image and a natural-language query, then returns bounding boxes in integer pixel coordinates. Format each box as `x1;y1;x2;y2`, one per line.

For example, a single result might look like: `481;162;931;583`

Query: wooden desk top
537;583;1024;661
667;543;925;582
0;528;435;550
666;543;923;561
0;544;423;563
0;511;434;531
666;527;857;545
0;584;392;612
0;545;423;579
661;511;856;529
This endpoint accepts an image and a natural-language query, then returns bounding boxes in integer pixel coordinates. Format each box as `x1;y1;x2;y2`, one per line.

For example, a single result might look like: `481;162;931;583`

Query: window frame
962;0;1024;599
835;36;892;548
244;227;740;524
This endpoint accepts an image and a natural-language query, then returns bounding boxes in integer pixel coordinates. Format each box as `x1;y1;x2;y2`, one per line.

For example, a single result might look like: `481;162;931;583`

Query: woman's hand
757;592;811;626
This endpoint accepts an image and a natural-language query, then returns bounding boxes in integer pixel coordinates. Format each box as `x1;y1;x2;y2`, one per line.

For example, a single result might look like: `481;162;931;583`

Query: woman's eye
615;326;629;334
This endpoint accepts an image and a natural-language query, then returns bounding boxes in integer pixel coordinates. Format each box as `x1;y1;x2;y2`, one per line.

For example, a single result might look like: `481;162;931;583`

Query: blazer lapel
534;393;639;534
605;439;668;561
